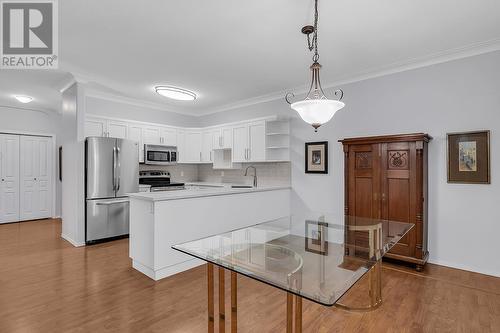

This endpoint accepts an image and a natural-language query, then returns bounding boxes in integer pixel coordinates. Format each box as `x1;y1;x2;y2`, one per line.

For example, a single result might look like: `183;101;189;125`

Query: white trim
84;88;189;117
61;39;500;117
0;130;57;219
428;258;500;278
132;259;204;281
85;113;281;132
61;233;85;247
0;104;54;116
199;40;500;115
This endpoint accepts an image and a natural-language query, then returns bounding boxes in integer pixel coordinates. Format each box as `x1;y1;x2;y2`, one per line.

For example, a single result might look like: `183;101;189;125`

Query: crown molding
200;38;500;116
59;38;500;118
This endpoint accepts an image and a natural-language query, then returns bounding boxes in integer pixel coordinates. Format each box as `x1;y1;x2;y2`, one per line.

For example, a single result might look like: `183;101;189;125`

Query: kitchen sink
231;185;254;189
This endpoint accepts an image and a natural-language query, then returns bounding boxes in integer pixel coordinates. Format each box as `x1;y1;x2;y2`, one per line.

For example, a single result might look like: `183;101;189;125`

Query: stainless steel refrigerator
85;137;139;243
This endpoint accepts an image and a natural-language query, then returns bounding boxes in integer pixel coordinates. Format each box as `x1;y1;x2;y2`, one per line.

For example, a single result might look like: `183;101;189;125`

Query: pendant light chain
312;0;319;62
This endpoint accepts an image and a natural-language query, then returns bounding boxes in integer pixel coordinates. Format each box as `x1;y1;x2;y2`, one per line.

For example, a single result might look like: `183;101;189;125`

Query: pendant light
285;0;345;132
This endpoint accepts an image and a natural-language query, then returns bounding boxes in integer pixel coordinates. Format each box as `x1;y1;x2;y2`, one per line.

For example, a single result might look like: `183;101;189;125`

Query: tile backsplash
139;164;199;183
198;162;291;187
139;162;291;187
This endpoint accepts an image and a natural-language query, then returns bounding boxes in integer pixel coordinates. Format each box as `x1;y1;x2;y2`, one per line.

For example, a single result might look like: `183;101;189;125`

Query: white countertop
128;185;290;202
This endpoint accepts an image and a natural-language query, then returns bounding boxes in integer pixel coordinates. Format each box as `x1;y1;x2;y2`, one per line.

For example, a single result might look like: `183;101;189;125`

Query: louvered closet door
20;136;52;221
0;134;20;223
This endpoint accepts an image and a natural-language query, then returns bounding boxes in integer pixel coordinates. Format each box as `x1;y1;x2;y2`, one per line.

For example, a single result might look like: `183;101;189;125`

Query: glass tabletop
172;212;413;306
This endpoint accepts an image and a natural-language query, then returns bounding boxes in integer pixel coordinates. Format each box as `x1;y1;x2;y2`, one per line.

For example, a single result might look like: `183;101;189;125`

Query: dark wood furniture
340;133;432;271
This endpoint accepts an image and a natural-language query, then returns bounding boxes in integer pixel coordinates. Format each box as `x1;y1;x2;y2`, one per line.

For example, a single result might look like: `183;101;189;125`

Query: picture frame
305;141;328;174
447;130;490;184
305;220;329;255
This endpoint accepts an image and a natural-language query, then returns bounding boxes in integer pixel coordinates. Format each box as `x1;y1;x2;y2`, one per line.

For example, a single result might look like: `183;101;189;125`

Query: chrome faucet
244;166;257;187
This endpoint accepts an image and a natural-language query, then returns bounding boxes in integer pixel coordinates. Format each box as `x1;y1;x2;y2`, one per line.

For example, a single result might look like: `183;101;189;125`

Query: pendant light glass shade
285;0;345;132
291;99;345;129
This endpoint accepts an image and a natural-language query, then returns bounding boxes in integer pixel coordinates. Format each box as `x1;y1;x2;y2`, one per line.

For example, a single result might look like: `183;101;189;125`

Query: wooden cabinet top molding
339;133;432;146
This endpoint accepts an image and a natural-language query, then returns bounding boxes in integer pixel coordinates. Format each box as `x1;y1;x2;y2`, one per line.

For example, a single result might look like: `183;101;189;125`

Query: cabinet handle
210;151;212;161
248;148;251;161
200;152;202;162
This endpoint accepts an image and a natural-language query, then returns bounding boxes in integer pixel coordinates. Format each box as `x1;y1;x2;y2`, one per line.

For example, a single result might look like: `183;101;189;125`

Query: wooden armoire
339;133;431;271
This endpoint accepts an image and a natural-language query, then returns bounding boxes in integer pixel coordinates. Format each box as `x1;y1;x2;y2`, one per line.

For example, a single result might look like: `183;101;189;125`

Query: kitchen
1;0;500;332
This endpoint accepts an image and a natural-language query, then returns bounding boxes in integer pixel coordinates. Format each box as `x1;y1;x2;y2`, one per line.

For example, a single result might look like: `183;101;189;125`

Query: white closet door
20;136;52;221
0;134;20;223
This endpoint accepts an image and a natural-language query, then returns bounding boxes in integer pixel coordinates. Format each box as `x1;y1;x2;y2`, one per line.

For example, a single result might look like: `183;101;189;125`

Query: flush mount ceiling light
285;0;345;132
14;95;33;103
155;86;197;101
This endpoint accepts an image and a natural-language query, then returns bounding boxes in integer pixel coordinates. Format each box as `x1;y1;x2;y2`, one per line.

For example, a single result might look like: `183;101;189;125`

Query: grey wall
85;96;200;127
199;51;500;277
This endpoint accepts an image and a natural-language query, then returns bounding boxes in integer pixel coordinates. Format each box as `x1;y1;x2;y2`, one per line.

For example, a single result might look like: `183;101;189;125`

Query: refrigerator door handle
112;146;117;191
116;146;121;192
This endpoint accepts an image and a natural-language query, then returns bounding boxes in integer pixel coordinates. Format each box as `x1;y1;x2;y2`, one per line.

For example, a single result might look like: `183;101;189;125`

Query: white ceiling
1;0;500;115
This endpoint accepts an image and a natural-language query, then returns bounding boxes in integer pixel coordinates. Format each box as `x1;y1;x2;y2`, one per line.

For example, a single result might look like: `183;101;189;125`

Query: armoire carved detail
340;133;432;271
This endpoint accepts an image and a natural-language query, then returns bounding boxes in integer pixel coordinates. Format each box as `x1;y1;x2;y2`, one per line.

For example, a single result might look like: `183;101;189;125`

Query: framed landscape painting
447;130;490;184
305;141;328;174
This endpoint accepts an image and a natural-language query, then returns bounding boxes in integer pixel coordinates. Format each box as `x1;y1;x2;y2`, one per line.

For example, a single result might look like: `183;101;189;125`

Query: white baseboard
428;258;500;278
61;233;85;247
132;259;204;281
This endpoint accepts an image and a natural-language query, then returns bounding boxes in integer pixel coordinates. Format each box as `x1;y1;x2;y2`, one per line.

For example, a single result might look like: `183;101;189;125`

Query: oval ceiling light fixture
285;0;345;132
155;86;197;101
14;95;33;103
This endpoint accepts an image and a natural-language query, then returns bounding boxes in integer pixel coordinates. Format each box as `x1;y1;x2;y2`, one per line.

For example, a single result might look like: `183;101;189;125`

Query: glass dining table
172;212;413;333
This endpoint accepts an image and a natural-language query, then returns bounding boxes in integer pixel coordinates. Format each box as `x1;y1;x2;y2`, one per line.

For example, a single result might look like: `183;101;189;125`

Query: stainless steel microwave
144;144;178;165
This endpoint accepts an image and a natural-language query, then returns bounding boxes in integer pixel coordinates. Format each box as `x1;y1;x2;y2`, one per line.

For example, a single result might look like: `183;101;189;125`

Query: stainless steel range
139;170;185;191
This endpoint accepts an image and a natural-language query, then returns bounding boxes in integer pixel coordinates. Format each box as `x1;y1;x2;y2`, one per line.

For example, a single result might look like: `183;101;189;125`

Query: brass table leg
231;272;237;333
219;268;225;333
286;293;303;332
208;264;215;333
295;296;302;333
286;293;293;333
334;260;383;312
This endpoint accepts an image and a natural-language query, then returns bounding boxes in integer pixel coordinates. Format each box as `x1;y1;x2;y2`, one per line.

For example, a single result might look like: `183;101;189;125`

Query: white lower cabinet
0;134;20;223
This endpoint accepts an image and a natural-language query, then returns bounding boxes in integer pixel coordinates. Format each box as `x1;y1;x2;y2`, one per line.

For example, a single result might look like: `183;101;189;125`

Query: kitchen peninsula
128;185;290;280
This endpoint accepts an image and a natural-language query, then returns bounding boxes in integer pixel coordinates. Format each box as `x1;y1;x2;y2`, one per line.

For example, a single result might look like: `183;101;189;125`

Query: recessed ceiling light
155;86;196;101
14;95;33;103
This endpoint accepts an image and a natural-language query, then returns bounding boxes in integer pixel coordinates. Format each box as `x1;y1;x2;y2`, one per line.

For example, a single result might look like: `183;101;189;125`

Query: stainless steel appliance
85;137;139;243
144;144;178;165
139;170;185;191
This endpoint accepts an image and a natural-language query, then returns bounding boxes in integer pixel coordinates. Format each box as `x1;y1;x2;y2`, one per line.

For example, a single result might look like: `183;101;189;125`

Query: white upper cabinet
184;131;202;163
202;131;213;163
84;115;289;165
232;124;248;163
107;120;128;139
161;127;177;146
143;126;162;145
127;124;144;163
248;121;266;162
85;117;107;137
221;126;232;149
232;121;266;162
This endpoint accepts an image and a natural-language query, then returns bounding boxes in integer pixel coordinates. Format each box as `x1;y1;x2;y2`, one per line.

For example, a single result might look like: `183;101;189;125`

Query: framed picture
305;141;328;174
447;130;490;184
305;220;328;255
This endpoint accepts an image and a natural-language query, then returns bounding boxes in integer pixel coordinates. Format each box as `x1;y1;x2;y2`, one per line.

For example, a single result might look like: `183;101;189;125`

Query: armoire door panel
355;178;374;218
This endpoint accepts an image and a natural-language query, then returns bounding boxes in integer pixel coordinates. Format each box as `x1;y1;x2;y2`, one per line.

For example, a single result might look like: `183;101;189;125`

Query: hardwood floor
1;219;499;332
